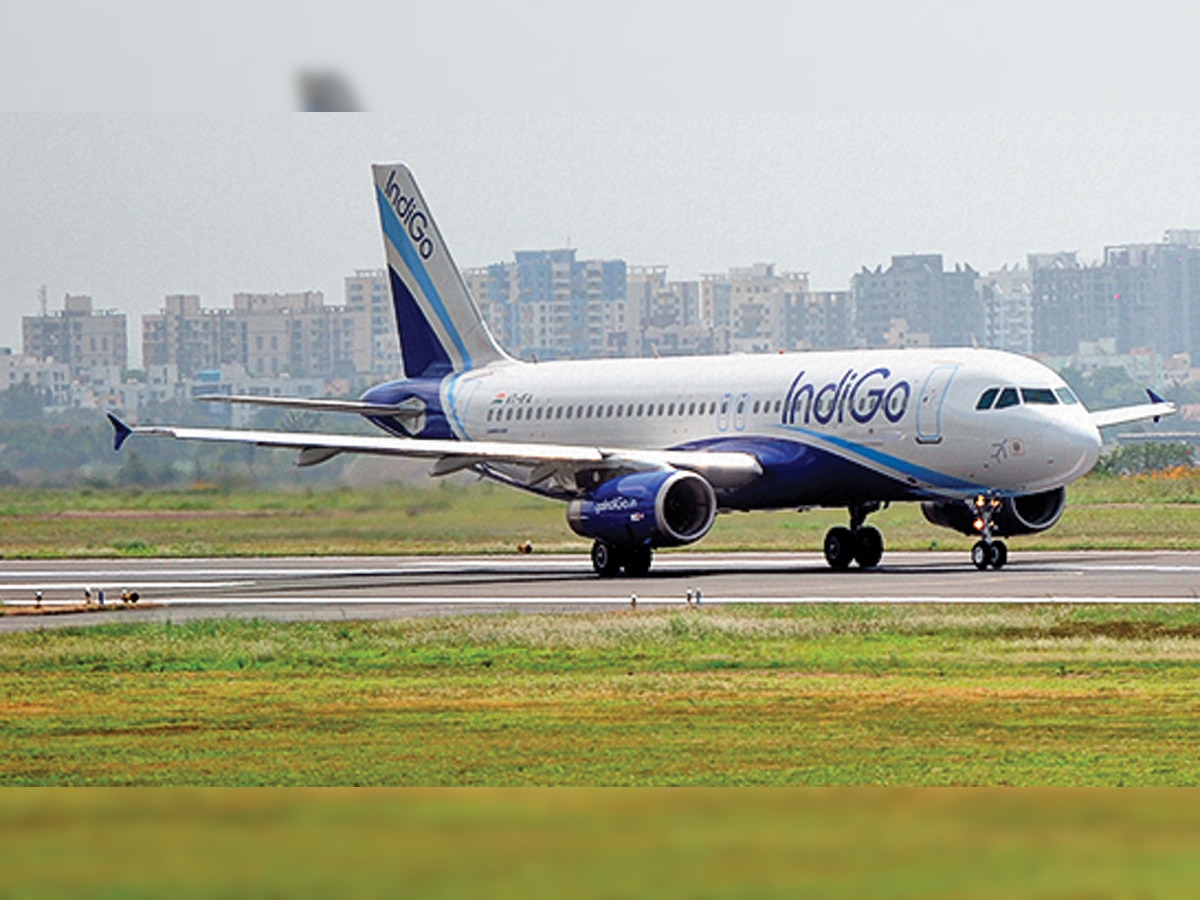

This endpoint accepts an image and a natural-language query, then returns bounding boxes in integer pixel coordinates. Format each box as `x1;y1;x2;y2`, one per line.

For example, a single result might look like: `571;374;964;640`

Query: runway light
630;594;637;609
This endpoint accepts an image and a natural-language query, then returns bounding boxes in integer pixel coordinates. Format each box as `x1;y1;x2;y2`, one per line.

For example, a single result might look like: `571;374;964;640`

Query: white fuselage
438;347;1102;503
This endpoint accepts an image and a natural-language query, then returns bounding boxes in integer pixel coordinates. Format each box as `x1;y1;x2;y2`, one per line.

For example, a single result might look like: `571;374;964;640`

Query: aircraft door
734;392;748;431
915;364;958;445
718;392;733;432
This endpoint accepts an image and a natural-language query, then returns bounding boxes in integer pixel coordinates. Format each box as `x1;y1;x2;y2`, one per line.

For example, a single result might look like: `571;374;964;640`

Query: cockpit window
1056;387;1079;405
994;387;1020;409
1020;387;1059;405
976;387;999;410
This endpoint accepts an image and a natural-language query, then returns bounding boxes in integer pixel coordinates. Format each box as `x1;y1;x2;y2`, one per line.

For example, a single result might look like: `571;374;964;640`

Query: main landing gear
591;541;653;578
969;495;1007;571
823;502;886;570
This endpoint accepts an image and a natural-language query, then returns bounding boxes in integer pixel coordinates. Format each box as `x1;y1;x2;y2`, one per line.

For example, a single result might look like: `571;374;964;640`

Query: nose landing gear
968;495;1007;570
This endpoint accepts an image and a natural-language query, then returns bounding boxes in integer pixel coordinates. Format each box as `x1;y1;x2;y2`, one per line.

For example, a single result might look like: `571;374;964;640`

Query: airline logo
382;169;435;260
784;367;911;427
593;496;639;514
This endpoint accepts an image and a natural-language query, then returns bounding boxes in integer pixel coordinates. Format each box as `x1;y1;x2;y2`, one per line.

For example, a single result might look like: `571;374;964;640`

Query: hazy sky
3;3;1200;366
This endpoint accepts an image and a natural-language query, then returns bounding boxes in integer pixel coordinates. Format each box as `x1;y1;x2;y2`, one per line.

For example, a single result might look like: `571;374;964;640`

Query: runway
2;550;1200;631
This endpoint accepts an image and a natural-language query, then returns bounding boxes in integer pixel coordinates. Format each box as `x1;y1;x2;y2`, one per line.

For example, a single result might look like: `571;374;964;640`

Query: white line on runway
133;595;1200;606
0;581;252;591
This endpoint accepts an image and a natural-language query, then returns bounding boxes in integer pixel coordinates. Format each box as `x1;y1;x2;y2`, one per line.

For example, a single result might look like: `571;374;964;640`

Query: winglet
1147;388;1167;423
107;413;133;452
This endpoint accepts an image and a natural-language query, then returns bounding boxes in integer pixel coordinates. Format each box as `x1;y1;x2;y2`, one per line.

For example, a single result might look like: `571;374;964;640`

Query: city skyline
7;227;1200;369
4;114;1200;367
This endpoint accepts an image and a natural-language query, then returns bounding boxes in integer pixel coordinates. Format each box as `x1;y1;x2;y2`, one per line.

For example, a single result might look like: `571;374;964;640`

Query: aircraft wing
1088;389;1177;430
106;415;762;497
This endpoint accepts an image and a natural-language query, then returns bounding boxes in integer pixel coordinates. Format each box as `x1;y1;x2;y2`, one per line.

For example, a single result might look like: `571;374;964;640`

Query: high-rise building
701;264;809;353
1029;233;1200;358
344;269;401;375
22;294;128;379
791;290;854;350
979;266;1033;355
142;294;241;376
463;249;627;360
852;254;983;348
142;290;370;380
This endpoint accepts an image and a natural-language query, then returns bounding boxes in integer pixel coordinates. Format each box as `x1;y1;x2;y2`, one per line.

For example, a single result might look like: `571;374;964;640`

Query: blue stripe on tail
376;185;473;377
387;266;453;378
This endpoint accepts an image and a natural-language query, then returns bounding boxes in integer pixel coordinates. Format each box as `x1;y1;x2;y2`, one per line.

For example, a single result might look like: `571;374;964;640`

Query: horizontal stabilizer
195;395;410;416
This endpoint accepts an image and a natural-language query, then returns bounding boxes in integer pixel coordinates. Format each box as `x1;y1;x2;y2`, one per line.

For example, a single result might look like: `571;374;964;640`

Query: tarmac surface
2;550;1200;631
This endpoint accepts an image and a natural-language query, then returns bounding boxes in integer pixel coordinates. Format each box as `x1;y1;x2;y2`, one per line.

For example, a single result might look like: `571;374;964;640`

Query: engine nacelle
567;470;717;548
921;486;1067;538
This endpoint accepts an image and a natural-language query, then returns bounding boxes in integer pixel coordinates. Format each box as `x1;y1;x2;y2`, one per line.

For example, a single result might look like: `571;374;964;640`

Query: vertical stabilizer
373;163;510;378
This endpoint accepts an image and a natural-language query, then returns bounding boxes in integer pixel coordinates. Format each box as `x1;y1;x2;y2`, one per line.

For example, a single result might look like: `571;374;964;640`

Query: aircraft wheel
971;540;991;571
824;526;857;570
989;540;1008;570
623;546;653;578
591;541;623;578
854;526;884;569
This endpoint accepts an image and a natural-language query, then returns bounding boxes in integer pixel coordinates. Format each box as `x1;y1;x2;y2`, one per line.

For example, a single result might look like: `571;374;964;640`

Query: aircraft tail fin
372;164;511;379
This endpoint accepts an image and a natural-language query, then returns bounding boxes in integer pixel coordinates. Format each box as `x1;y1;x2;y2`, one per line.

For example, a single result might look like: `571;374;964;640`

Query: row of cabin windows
485;397;790;423
976;386;1079;411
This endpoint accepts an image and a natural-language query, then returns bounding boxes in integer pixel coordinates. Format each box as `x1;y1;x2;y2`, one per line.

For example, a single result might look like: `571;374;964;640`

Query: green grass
6;788;1200;898
0;467;1199;558
7;604;1200;787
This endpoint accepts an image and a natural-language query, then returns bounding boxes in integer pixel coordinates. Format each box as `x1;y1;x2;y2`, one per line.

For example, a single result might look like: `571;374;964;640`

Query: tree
0;383;46;422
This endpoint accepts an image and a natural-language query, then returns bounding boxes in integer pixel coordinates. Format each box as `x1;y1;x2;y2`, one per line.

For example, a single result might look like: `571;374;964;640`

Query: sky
3;3;1200;366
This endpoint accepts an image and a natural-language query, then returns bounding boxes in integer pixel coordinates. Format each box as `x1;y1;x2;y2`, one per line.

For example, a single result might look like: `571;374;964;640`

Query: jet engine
921;486;1067;537
567;470;717;548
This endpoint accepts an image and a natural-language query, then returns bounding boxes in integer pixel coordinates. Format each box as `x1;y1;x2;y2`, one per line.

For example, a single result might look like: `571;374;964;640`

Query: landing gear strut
968;495;1008;571
823;502;886;570
591;541;653;578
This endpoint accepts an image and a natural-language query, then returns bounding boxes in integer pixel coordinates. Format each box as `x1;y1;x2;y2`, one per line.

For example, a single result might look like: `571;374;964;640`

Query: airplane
108;163;1176;576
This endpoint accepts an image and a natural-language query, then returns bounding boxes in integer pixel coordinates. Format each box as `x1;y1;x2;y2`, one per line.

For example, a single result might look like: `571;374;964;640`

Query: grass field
6;603;1200;787
5;787;1200;898
0;466;1198;558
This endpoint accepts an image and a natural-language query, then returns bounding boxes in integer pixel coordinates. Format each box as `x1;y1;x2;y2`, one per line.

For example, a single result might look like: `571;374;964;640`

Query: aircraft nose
1061;417;1103;481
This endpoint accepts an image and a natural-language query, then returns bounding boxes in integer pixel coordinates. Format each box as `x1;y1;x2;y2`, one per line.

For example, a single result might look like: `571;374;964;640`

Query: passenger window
976;388;999;410
994;387;1020;409
637;404;644;416
1021;387;1058;405
774;399;782;414
565;406;572;419
1056;387;1079;405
